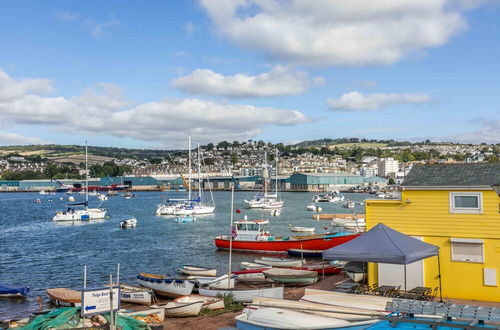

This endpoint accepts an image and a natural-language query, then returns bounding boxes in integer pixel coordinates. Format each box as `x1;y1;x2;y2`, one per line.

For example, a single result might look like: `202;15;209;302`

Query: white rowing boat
119;284;153;305
198;283;284;303
262;268;318;286
174;294;225;310
300;289;391;312
254;257;303;268
179;265;217;277
241;261;269;270
155;301;203;317
186;274;235;289
137;273;194;298
291;226;315;233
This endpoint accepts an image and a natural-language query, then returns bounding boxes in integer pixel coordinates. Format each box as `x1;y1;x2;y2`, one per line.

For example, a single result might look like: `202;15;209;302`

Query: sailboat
199;181;284;302
52;141;107;221
244;150;284;209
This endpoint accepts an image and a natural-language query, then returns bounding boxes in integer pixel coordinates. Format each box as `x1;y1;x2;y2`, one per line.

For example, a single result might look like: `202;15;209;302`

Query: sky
0;0;499;148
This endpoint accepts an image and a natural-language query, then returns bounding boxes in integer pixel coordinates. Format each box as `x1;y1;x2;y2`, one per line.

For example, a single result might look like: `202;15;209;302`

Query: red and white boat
214;219;359;252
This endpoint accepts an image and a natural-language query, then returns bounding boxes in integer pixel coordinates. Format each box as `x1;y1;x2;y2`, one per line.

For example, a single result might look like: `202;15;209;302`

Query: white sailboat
52;141;107;222
245;150;284;209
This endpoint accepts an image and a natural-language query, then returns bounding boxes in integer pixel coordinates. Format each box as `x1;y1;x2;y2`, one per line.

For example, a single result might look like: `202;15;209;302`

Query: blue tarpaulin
323;223;439;264
0;283;29;296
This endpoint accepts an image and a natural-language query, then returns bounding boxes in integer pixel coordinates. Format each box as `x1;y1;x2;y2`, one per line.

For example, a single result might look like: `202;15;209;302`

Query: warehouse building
289;173;386;191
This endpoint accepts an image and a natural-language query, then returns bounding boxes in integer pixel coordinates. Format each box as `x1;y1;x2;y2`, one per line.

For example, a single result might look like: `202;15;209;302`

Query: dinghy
137;273;194;298
46;288;81;307
199;283;284;303
235;264;341;277
254;257;303;268
119;284;153;305
291;226;315;233
306;204;322;212
174;294;225;310
157;301;203;317
300;289;391;312
179;265;217;277
0;284;29;298
120;218;137;229
287;249;322;258
262;268;318;286
234;270;269;283
175;216;195;223
241;261;269;270
186;274;235;289
235;306;378;330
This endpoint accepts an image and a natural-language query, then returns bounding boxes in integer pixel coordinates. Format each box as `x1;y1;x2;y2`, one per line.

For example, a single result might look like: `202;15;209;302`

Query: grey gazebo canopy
323;223;438;264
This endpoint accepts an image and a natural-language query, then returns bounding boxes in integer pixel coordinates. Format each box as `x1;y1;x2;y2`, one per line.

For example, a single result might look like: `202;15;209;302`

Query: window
451;238;484;263
449;192;482;214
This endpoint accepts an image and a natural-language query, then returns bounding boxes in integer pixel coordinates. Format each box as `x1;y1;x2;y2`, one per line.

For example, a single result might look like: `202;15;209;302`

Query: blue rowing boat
287;249;323;258
0;284;30;298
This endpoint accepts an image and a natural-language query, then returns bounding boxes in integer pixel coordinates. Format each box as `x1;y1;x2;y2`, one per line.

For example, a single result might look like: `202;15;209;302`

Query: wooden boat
0;284;29;298
46;288;81;307
254;257;303;268
235;306;378;330
179;265;217;277
241;261;269;270
118;307;165;322
262;268;318;286
186;274;235;289
198;283;284;303
120;284;153;305
291;227;315;233
174;294;225;310
287;249;323;258
137;273;194;298
158;301;203;317
215;219;359;252
120;218;137;229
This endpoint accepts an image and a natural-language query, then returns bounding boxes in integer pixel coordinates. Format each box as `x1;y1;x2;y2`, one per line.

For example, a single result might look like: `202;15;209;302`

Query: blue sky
0;0;499;148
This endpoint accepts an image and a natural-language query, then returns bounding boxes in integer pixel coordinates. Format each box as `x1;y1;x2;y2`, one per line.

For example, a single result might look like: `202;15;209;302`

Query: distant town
0;138;499;190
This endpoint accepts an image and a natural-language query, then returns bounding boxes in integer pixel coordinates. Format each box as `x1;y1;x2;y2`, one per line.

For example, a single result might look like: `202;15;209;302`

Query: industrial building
289;173;386;191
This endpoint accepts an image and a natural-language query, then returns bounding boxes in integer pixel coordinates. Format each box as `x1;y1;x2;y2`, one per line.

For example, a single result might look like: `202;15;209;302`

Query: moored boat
175;215;195;223
46;288;81;307
155;301;203;317
262;268;318;286
119;284;153;305
174;294;225;310
137;273;194;298
0;284;30;298
179;265;217;277
291;226;315;233
254;257;303;268
120;218;137;229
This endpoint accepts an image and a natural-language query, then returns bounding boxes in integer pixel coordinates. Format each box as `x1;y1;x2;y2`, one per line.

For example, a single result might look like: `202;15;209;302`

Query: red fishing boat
214;219;359;253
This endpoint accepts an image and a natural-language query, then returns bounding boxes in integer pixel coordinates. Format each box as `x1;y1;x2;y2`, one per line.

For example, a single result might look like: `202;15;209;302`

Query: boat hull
215;233;359;252
162;301;203;317
180;266;217;277
137;274;194;298
120;285;153;305
199;285;284;303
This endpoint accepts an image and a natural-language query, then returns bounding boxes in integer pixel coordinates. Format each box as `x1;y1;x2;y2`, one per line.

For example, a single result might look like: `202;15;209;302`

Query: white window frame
450;238;484;263
449;192;483;214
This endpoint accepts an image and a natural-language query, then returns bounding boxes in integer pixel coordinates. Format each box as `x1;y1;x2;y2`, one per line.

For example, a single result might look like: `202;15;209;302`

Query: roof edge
402;185;493;191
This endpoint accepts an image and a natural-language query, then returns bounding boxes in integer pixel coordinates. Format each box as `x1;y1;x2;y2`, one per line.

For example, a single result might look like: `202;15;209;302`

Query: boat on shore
199;282;284;303
0;284;29;298
240;261;269;270
262;268;318;286
215;219;359;252
254;257;303;268
174;294;225;310
186;274;235;289
155;301;203;317
119;284;153;305
118;307;165;322
179;265;217;277
46;288;81;307
137;273;194;298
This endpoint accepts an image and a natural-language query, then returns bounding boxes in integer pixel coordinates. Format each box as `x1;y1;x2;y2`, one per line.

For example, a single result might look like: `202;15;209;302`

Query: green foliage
199;294;244;316
89;161;131;177
1;170;44;180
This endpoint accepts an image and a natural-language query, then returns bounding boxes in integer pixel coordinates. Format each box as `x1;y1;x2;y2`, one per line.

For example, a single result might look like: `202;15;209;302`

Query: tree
230;153;238;166
150;158;162;165
388;177;396;185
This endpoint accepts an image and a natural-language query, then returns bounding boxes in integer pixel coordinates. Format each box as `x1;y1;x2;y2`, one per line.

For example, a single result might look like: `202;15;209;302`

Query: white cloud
172;65;314;98
0;68;309;146
0;132;47;145
199;0;470;66
0;69;53;102
444;118;500;144
327;91;433;111
84;17;120;38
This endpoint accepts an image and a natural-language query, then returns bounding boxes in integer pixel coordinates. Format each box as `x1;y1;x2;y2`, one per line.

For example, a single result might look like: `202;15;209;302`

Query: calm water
0;190;371;319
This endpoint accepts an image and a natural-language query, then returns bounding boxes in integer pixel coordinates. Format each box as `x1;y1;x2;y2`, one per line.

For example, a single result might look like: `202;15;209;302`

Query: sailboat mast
197;143;201;199
188;136;192;200
227;182;234;288
275;149;279;198
263;151;267;196
85;140;88;209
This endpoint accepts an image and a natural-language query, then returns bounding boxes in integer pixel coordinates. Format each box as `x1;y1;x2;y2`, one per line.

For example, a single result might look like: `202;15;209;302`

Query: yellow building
365;163;500;302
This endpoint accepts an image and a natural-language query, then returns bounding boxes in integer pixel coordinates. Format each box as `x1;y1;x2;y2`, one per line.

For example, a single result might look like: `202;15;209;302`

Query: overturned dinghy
262;268;318;286
179;265;217;277
46;288;81;307
174;294;225;310
187;274;236;289
254;257;303;268
198;282;284;303
137;273;194;298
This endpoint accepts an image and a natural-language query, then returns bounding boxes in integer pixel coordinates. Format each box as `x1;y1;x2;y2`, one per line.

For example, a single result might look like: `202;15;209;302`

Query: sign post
81;286;120;317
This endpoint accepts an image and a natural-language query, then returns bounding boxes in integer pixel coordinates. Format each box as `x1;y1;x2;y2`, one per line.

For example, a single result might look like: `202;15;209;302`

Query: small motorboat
174;294;225;310
122;192;135;199
107;190;118;196
179;265;217;277
287;249;323;258
0;284;30;298
39;190;47;195
176;216;195;223
137;273;195;298
262;268;318;286
158;301;203;317
342;201;355;209
35;199;42;204
271;209;281;216
97;193;108;201
46;288;81;307
291;226;315;233
120;218;137;229
119;284;153;305
306;205;322;212
68;196;76;202
254;257;303;268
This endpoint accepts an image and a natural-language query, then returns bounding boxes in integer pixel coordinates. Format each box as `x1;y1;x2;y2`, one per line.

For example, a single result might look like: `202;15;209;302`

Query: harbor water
0;191;371;319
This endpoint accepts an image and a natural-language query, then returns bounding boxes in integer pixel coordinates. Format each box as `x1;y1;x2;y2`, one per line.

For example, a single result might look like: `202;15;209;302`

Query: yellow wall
366;189;500;302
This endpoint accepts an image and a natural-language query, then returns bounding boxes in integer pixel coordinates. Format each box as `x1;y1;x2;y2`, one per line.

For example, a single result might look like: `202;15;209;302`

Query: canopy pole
437;253;443;302
404;264;407;292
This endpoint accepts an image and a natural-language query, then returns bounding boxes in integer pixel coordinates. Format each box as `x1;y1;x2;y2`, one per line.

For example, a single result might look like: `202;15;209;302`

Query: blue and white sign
81;286;120;316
